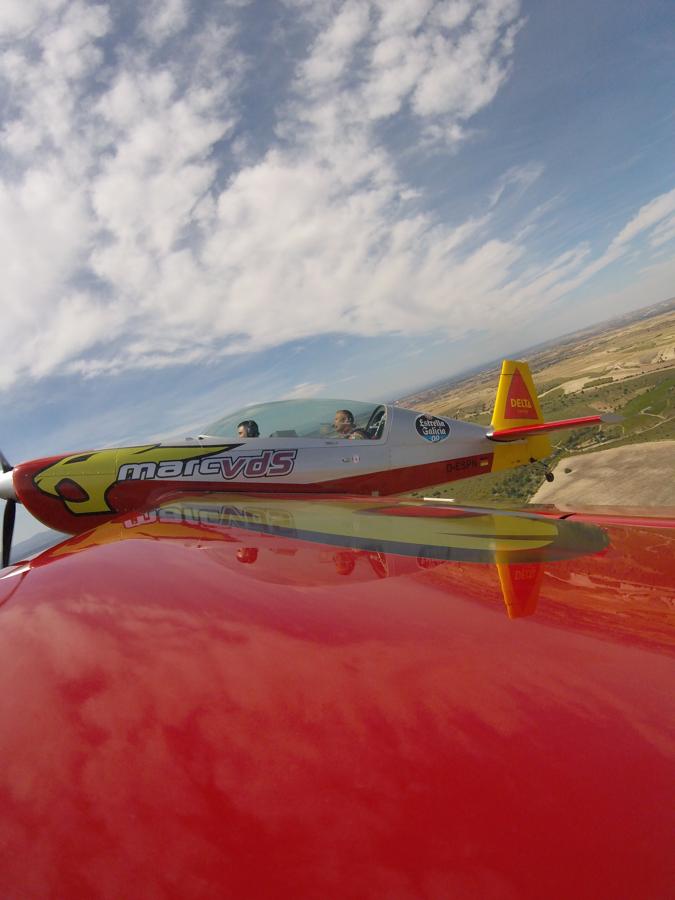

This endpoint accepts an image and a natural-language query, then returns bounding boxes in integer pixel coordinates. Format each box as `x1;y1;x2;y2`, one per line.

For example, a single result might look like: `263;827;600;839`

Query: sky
1;0;675;540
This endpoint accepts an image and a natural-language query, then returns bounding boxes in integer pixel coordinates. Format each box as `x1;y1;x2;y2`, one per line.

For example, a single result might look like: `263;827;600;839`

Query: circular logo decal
415;414;450;442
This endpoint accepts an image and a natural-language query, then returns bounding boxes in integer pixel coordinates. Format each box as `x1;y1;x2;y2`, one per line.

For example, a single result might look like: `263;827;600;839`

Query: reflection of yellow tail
496;560;543;618
489;360;552;472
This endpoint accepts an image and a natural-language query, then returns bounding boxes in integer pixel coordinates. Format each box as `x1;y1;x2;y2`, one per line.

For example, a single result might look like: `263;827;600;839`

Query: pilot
348;428;368;440
237;420;260;438
333;409;355;437
333;551;356;576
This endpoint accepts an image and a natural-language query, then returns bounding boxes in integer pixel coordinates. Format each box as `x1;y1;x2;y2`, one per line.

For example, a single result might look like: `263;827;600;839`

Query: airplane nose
0;470;16;502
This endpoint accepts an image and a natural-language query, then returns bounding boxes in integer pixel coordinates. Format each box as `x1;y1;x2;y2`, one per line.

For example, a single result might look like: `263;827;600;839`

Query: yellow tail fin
491;360;544;429
496;560;543;618
490;360;551;470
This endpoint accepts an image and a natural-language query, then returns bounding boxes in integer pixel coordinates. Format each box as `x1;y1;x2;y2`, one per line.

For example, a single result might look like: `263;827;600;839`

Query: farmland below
399;297;675;507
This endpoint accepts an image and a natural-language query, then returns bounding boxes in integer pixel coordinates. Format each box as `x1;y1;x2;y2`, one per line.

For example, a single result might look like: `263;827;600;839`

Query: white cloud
650;214;675;249
537;186;675;302
412;1;522;120
431;0;473;30
291;0;522;141
0;2;244;388
611;186;675;249
0;0;66;37
141;0;189;43
489;162;544;209
301;0;371;86
283;381;328;399
0;0;673;393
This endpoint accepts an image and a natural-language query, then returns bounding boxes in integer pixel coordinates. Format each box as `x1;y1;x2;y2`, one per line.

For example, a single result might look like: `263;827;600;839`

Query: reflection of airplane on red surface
0;365;674;898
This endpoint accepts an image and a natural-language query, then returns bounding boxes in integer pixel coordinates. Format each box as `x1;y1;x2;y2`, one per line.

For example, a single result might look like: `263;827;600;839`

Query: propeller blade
2;499;16;568
0;449;12;474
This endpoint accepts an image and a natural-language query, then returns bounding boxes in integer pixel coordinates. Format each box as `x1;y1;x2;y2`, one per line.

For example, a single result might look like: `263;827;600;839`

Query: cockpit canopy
202;399;387;440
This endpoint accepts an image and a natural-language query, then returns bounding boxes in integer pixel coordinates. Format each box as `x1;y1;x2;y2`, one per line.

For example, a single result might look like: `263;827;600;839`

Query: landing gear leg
530;457;555;483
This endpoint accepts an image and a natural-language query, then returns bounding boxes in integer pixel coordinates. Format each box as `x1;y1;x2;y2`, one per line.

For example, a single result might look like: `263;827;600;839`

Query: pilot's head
333;551;356;576
238;420;260;438
333;409;354;435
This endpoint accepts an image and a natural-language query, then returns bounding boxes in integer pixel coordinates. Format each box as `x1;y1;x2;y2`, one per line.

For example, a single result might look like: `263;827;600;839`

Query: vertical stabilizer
489;360;551;469
491;360;544;429
496;560;543;618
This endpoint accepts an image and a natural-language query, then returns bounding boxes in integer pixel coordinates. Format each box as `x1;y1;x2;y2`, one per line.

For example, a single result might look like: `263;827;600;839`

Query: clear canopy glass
202;399;386;439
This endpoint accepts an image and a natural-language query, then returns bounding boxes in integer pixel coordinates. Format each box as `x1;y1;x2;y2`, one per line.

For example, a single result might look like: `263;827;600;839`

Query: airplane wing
487;413;621;441
1;492;674;899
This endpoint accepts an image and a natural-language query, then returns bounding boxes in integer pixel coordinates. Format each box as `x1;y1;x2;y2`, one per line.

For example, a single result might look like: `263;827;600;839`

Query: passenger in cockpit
238;420;260;438
333;409;355;437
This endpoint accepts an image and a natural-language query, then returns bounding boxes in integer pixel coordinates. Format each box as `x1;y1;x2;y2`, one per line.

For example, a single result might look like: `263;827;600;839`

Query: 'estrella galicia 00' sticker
415;415;450;442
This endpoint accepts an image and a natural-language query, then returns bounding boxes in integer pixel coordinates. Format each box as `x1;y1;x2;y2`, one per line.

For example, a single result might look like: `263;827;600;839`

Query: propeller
1;451;16;568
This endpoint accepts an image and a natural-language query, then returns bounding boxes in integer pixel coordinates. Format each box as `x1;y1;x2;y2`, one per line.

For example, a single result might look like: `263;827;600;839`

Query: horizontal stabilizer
487;414;620;443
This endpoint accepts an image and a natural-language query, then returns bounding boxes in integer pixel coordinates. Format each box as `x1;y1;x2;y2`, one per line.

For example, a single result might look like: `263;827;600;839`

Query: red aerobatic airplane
0;360;673;900
0;360;617;546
